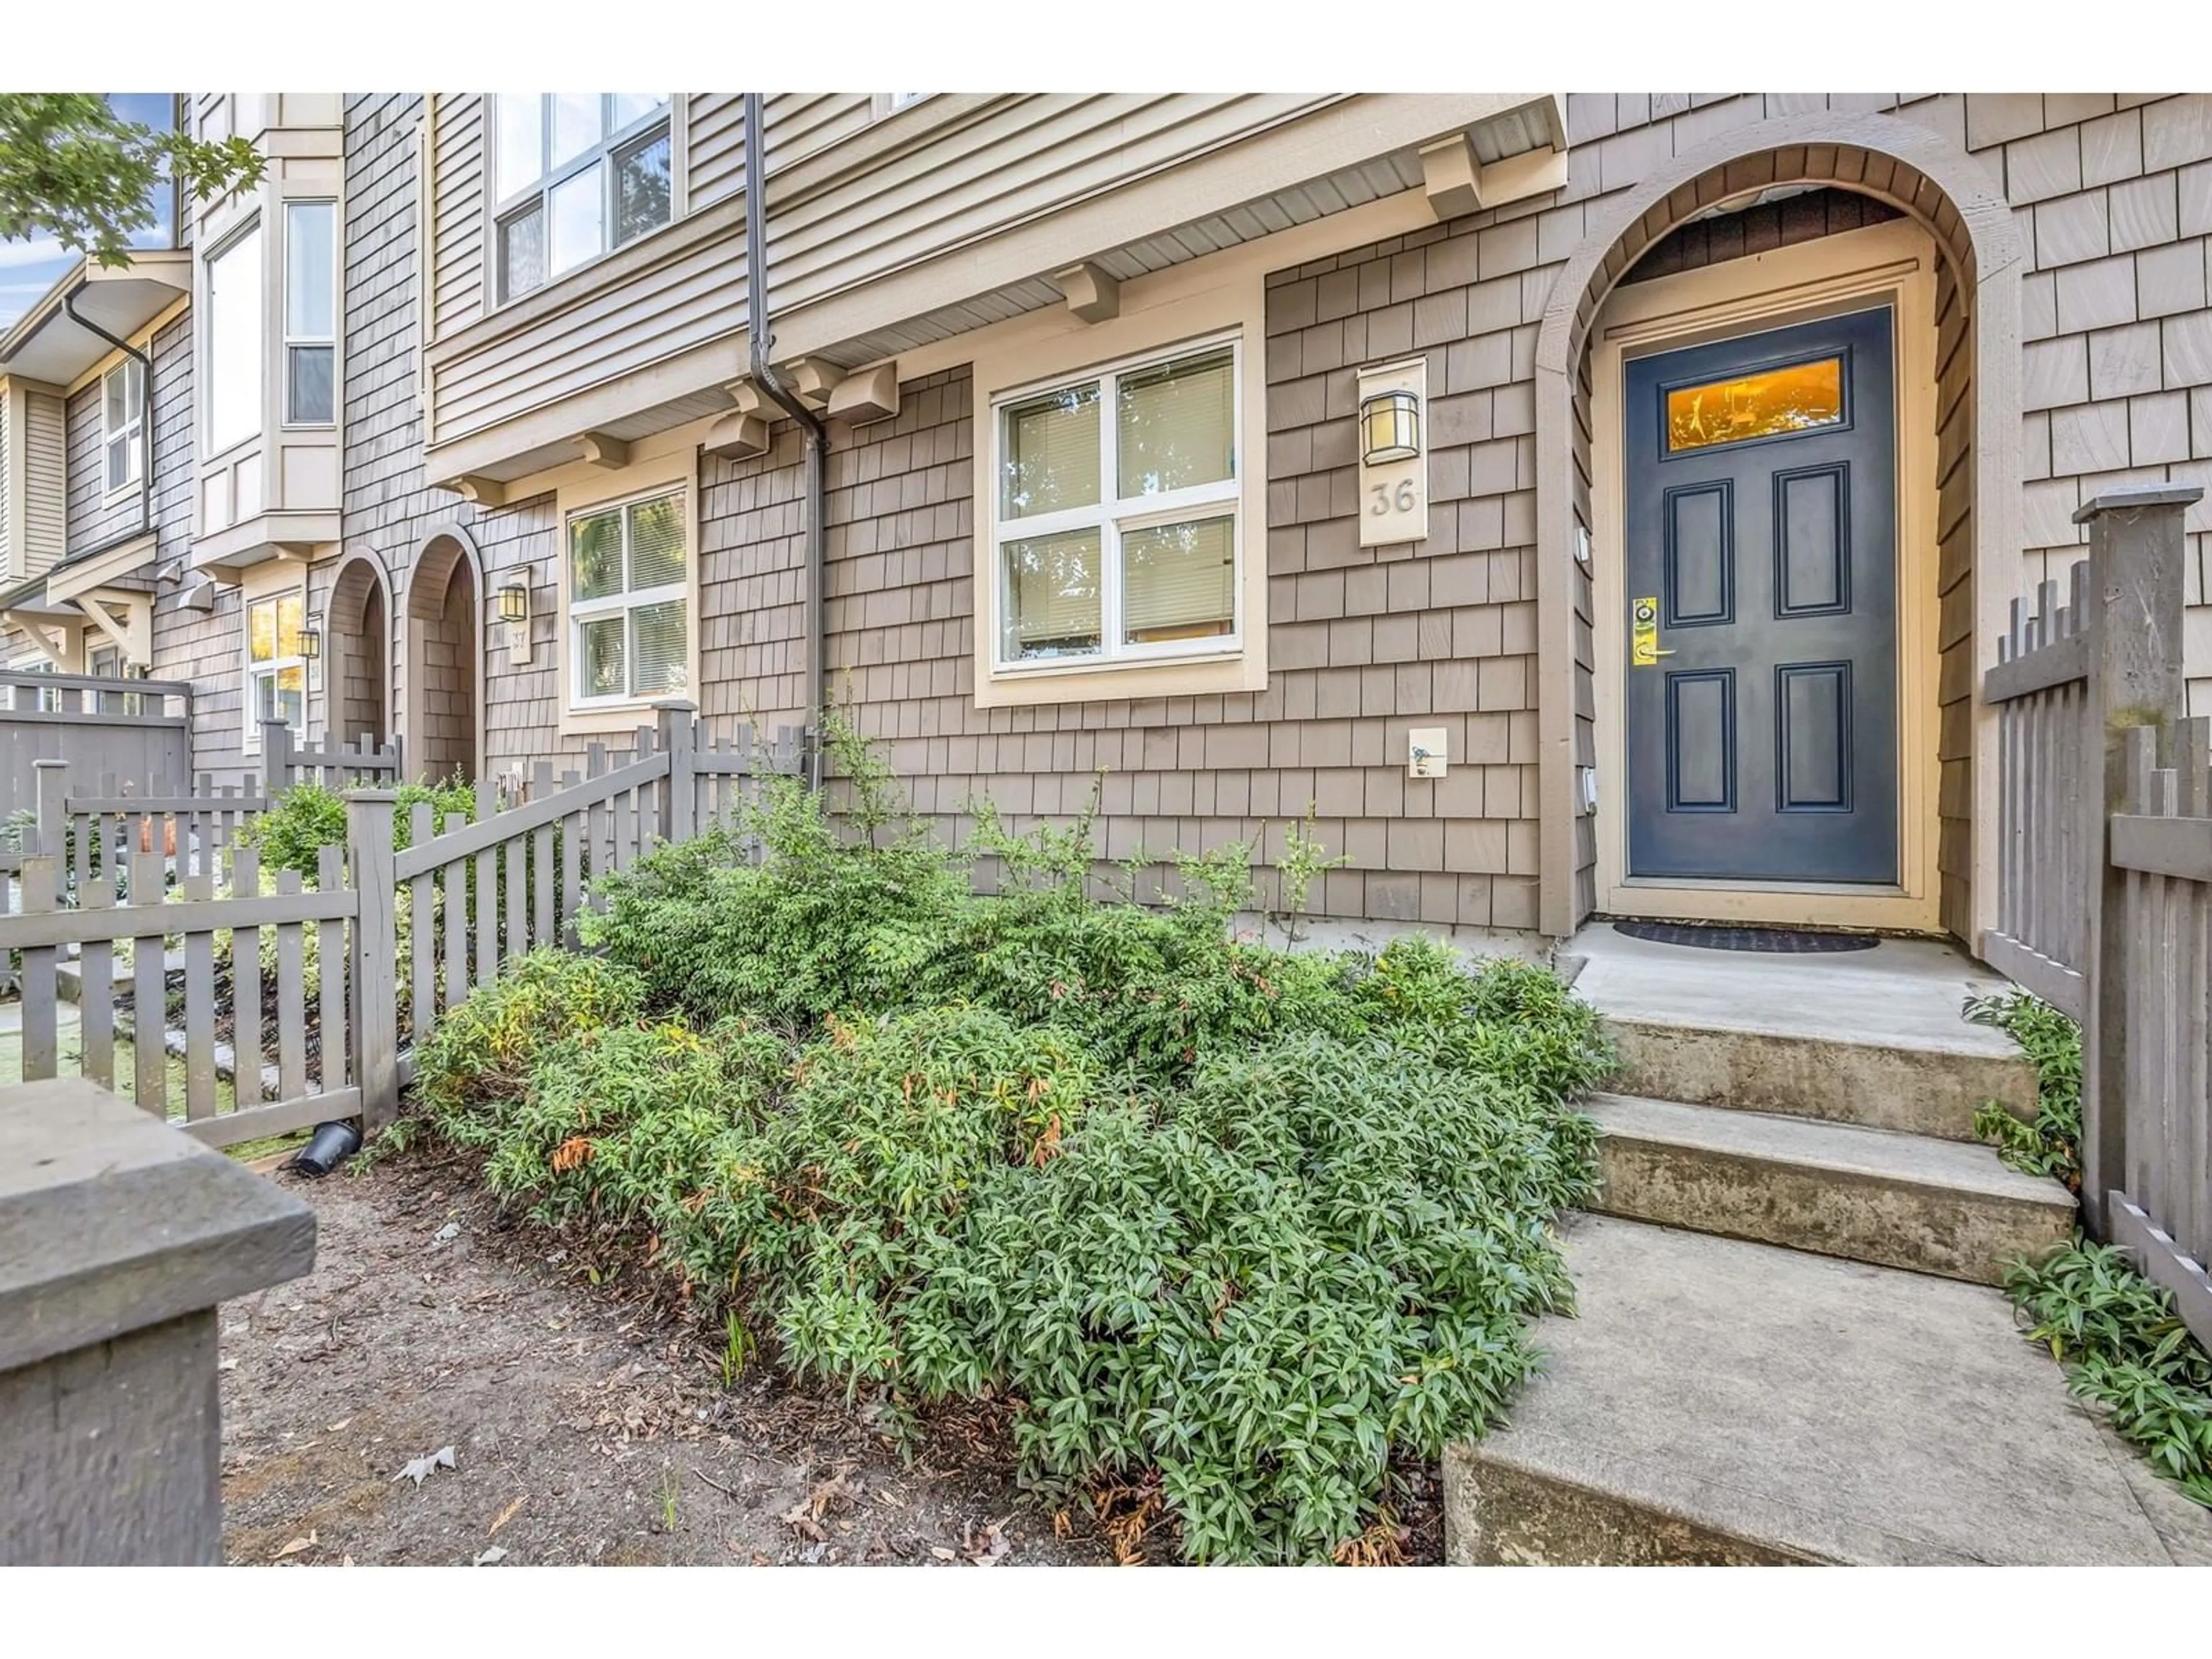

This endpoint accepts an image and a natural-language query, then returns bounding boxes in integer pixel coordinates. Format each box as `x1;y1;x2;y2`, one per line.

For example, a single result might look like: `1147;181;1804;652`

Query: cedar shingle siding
32;92;2212;941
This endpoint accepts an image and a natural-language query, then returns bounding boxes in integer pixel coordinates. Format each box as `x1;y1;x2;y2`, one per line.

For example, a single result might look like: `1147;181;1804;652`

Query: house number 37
1369;480;1418;514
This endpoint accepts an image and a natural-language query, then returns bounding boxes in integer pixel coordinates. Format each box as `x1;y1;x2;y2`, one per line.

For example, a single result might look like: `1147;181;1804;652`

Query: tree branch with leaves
0;94;264;268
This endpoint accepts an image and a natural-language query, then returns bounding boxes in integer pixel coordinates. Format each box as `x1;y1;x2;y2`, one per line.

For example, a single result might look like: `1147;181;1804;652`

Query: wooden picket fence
259;720;402;793
0;702;798;1149
1980;483;2212;1349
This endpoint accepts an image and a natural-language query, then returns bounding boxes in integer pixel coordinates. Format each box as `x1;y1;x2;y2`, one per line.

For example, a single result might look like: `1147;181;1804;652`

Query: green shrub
241;772;478;883
2006;1240;2212;1506
409;719;1613;1563
1965;988;2082;1188
410;948;645;1121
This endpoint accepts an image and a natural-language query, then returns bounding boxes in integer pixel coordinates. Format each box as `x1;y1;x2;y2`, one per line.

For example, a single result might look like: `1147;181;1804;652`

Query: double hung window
993;339;1240;671
567;488;688;706
247;590;306;741
103;361;145;493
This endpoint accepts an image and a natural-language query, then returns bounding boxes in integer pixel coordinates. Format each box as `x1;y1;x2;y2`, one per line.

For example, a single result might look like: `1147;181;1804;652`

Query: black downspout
742;91;828;791
65;279;155;547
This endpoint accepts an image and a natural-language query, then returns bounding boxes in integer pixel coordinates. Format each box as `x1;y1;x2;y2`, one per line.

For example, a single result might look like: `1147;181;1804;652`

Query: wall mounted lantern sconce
499;570;533;666
298;613;323;661
1359;388;1423;465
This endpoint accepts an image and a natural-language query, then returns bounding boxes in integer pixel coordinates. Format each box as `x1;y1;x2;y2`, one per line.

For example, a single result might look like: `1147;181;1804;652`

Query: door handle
1631;596;1670;666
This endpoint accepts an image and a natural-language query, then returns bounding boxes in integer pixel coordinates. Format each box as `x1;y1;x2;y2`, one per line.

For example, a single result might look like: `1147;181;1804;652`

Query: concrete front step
1445;1215;2212;1566
1604;1014;2036;1142
1586;1093;2074;1285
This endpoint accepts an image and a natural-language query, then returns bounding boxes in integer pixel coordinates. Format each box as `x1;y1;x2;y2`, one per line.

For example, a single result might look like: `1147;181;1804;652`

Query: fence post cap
0;1078;317;1375
2073;483;2205;524
31;758;67;770
649;698;699;713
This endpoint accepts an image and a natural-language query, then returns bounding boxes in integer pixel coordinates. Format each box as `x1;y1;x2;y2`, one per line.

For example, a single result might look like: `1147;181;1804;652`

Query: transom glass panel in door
1622;306;1899;884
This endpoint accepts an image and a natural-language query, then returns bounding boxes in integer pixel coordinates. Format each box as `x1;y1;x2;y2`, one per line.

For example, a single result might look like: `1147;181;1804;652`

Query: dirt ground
217;1150;1122;1567
218;1147;1446;1568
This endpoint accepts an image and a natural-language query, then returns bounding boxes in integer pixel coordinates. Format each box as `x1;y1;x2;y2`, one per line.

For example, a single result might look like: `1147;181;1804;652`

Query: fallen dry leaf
273;1530;318;1560
929;1546;959;1561
393;1445;457;1487
473;1546;509;1567
779;1501;826;1543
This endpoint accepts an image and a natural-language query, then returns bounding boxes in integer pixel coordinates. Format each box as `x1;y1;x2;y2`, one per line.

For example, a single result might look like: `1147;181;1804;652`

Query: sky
0;93;179;331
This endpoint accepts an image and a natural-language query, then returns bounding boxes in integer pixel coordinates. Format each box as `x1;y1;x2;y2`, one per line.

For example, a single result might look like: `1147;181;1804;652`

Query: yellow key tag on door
1631;597;1661;667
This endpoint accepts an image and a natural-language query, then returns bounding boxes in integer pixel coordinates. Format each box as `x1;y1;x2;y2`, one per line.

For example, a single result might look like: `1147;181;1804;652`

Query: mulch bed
219;1147;1444;1566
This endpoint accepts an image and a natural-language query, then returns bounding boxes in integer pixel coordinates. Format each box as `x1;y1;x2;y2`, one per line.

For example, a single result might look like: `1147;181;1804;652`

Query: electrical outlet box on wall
1408;726;1447;778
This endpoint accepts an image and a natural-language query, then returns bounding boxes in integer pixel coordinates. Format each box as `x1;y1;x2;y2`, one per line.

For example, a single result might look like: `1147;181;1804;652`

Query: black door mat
1611;919;1880;953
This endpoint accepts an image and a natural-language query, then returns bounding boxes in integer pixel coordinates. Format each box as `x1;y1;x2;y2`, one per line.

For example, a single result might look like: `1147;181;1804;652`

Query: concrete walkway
1562;919;2017;1058
1445;919;2212;1565
1449;1215;2212;1565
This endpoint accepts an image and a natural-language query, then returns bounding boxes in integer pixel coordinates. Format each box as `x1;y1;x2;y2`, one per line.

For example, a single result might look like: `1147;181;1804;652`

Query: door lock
1631;596;1673;666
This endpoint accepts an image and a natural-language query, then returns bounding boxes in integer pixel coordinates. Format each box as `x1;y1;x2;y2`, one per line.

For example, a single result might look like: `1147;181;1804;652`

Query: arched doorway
1531;111;2027;946
325;553;392;753
403;525;484;785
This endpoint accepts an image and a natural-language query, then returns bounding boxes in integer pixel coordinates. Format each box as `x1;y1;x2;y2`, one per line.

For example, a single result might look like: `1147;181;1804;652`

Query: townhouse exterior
6;92;2212;950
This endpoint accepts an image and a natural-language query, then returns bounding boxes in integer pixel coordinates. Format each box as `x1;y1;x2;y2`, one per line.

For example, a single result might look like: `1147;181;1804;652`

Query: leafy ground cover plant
404;716;1611;1563
2006;1241;2212;1506
1974;988;2211;1508
1965;987;2082;1189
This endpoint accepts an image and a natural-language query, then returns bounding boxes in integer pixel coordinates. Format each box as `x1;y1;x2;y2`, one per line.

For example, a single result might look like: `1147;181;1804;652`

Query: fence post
262;719;293;796
2075;482;2199;1240
32;758;67;860
346;789;400;1134
655;699;697;844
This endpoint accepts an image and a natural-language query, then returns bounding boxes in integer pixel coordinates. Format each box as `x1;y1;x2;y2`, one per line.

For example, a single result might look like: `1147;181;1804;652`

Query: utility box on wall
1357;358;1429;550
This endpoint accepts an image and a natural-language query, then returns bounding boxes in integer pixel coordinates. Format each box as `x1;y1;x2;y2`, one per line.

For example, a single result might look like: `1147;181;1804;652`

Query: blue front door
1623;306;1899;884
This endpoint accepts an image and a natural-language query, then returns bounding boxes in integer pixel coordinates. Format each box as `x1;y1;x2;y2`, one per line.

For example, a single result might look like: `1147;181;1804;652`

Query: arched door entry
403;529;484;785
326;555;393;755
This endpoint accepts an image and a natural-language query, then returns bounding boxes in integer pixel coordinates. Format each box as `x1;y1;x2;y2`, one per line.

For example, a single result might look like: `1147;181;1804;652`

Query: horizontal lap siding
24;391;66;575
430;96;485;335
687;94;746;208
433;235;747;438
766;95;1332;313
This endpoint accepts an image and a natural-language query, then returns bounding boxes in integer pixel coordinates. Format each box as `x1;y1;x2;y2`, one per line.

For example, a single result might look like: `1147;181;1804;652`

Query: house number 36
1369;480;1418;514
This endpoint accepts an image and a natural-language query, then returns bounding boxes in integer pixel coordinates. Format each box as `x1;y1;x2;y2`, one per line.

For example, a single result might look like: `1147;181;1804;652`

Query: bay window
246;589;305;744
206;222;264;455
284;200;336;425
493;95;672;303
103;359;145;494
567;487;688;706
993;339;1240;670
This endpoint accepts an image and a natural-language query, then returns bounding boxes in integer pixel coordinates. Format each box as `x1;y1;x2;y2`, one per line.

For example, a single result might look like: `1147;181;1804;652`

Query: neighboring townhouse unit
7;92;2212;951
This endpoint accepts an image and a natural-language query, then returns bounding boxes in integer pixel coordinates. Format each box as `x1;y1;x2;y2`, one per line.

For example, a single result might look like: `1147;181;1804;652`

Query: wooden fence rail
1;700;796;1150
2;669;192;824
1981;482;2212;1348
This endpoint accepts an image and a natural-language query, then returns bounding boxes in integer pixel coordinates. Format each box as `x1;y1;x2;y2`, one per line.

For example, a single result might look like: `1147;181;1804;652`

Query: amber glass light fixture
1359;389;1422;464
297;613;322;660
498;577;531;624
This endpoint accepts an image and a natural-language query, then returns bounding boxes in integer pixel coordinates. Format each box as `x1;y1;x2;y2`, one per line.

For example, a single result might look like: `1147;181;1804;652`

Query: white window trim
101;358;146;501
200;214;265;463
486;95;678;310
872;93;933;119
552;448;700;734
972;292;1267;709
282;198;338;429
240;574;307;756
